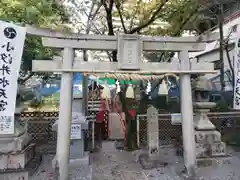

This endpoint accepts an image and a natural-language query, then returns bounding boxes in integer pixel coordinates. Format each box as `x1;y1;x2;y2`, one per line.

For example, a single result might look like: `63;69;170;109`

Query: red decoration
127;109;137;120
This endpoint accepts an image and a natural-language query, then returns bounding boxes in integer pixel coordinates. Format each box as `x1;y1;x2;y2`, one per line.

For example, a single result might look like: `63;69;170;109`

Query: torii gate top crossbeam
42;36;205;52
30;27;217;74
26;25;219;43
26;25;219;52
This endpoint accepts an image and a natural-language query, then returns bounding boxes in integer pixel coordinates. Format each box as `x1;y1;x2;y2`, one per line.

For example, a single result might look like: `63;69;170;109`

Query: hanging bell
158;79;168;95
101;80;111;99
126;84;135;99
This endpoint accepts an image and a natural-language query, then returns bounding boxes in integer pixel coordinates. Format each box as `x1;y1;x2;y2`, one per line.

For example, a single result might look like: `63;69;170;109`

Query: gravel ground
31;155;55;180
91;141;148;180
32;142;240;180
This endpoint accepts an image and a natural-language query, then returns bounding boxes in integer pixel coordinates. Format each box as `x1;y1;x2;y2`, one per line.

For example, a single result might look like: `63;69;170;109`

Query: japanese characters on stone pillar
147;106;159;160
0;21;26;134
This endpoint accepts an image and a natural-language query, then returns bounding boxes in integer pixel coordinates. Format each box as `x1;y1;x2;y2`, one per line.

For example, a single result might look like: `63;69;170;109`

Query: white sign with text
71;123;81;140
234;36;240;109
52;112;86;139
0;21;26;134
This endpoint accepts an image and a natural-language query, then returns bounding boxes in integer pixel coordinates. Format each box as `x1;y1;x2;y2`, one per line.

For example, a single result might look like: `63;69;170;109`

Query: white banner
0;21;26;134
233;36;240;109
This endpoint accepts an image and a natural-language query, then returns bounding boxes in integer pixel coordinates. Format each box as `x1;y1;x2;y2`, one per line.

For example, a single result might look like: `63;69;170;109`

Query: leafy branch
129;0;170;34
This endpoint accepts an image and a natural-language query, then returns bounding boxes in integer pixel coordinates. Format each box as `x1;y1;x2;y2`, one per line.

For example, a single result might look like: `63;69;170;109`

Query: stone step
0;169;28;180
196;142;227;158
0;133;31;153
0;143;36;170
0;154;41;180
197;155;232;167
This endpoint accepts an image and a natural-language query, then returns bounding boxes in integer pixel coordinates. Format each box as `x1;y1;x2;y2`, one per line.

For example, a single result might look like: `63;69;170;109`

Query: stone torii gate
28;26;217;180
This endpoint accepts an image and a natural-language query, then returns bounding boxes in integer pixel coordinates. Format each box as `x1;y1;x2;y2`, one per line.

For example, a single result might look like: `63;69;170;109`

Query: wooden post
179;51;196;174
56;48;74;180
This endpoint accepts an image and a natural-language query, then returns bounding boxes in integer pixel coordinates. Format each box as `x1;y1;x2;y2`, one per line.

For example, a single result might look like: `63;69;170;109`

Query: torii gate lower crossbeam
31;33;216;180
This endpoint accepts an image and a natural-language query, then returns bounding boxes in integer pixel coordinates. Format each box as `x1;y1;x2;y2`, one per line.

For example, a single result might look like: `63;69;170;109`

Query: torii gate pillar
179;51;196;173
56;48;74;180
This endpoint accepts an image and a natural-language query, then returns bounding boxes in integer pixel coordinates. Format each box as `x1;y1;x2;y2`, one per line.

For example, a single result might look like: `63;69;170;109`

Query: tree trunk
219;3;225;91
225;44;235;89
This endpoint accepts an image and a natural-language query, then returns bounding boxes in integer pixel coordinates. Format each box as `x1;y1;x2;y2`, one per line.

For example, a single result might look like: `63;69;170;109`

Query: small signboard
52;112;86;140
171;113;182;125
0;21;26;134
71;123;81;140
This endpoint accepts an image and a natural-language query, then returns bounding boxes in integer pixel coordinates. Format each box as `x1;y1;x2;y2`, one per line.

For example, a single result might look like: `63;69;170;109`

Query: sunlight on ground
25;105;59;112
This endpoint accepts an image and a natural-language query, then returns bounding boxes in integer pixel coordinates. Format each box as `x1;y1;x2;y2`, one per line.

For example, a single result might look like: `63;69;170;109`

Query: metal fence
137;112;240;148
137;114;181;148
18;111;58;154
17;111;240;153
19;111;58;143
19;111;96;153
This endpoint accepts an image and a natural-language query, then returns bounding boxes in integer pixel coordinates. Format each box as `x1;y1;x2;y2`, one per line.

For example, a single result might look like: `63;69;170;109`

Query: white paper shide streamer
146;81;151;94
116;80;121;93
234;36;240;109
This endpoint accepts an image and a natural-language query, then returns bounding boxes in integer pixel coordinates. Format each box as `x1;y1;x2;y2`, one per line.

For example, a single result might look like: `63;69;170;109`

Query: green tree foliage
93;0;205;63
0;0;68;83
95;0;203;149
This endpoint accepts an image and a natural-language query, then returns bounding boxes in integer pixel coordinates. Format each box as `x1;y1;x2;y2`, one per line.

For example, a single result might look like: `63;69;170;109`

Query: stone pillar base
195;131;227;158
0;133;40;179
195;124;227;158
0;133;31;153
192;86;230;167
195;123;227;158
0;154;41;180
193;103;228;162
